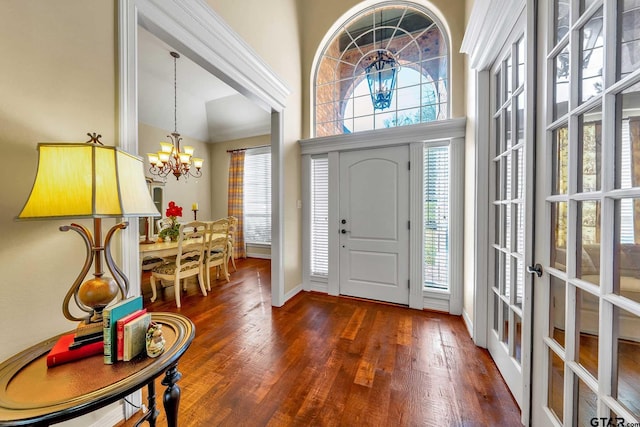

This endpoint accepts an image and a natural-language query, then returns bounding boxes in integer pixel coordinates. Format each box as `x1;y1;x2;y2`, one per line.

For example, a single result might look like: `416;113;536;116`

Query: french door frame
532;0;640;425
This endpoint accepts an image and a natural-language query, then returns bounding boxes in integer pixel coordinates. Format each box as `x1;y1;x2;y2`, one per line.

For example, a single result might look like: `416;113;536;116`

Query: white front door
487;14;531;412
339;146;410;305
532;1;640;425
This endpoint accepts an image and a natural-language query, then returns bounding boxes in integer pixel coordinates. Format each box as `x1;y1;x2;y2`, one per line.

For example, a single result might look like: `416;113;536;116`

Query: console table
0;312;194;427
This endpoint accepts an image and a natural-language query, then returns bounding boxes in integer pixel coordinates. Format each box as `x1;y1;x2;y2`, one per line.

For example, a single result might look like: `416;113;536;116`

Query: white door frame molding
117;0;290;309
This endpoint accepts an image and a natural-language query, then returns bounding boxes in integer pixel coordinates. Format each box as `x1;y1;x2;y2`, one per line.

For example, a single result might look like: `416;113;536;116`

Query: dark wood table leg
134;382;159;427
161;364;182;427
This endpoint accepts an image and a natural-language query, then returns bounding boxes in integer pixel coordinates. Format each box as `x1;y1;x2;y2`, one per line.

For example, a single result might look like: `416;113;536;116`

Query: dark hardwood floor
117;258;521;426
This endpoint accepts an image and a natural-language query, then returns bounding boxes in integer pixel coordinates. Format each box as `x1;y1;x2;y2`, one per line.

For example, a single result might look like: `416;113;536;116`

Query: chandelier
365;50;398;110
147;51;203;180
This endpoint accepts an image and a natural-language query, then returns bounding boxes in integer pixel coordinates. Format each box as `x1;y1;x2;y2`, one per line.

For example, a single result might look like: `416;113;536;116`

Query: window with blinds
311;157;329;276
424;146;449;290
243;148;271;244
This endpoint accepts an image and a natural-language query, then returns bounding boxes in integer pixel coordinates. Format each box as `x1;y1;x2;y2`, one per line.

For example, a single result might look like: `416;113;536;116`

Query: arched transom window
314;3;449;137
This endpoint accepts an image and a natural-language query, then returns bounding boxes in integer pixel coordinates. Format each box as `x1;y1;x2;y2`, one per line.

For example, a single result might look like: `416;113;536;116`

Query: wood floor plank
117;258;521;427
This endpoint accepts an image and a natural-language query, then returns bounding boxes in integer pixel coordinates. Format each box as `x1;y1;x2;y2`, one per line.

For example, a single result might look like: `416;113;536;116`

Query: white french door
339;146;410;305
488;12;532;413
532;1;640;425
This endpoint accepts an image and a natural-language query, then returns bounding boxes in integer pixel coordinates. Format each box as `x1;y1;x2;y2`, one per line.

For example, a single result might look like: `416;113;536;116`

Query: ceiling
137;26;271;143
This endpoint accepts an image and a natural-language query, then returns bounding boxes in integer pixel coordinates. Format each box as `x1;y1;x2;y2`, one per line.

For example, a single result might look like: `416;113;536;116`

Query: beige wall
138;122;212;222
0;1;116;362
0;1;122;424
207;0;302;294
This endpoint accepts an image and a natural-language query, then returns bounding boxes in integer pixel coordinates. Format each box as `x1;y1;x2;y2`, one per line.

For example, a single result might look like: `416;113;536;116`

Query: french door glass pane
506;102;512;149
516;203;525;254
576;375;597;425
579;7;604;103
516;94;525;147
514;311;522;362
553;126;569;195
619;0;640;81
555;0;570;44
616;198;640;304
554;47;570;120
614;305;640;419
517;38;525;88
516;258;524;309
576;288;599;378
551;202;568;271
493;292;500;332
617;87;640;190
506;55;513;99
549;348;565;423
577;200;600;285
580;0;597;14
579;104;602;192
502;300;510;344
550;275;566;348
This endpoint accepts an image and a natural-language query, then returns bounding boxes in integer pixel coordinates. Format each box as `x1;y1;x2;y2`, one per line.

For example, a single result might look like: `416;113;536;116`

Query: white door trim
117;0;290;307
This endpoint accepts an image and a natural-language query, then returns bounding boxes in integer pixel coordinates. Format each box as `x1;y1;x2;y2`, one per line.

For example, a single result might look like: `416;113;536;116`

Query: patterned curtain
228;151;246;258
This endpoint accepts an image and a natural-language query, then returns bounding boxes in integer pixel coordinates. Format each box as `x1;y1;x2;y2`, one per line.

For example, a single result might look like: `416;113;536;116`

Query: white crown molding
299;118;466;155
134;0;290;112
460;0;526;70
208;121;271;143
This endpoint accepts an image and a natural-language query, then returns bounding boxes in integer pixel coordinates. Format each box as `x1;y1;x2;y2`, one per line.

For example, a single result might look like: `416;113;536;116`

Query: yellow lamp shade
18;143;160;219
183;145;194;156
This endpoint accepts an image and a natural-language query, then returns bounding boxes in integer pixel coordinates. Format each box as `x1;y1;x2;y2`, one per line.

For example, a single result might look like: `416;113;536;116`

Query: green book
102;296;143;364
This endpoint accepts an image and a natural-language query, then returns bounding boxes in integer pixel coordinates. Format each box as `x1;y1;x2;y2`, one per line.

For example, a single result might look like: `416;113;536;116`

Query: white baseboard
246;252;271;259
88;403;125;427
462;308;474;339
310;281;328;294
284;283;303;303
423;297;449;312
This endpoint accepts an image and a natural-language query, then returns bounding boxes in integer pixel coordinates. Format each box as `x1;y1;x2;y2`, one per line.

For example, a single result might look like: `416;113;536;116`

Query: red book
47;333;104;367
116;309;147;361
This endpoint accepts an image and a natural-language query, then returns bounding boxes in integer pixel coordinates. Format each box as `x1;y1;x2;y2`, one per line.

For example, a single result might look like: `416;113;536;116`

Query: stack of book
102;296;152;364
47;296;152;368
47;329;104;368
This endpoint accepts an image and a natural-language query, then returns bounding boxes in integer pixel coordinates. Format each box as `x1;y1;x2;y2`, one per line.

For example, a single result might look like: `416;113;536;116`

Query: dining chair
227;216;238;272
203;218;230;288
149;220;208;308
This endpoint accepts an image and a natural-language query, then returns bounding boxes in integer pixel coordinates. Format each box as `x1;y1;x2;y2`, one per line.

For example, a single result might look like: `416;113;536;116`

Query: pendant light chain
173;52;178;134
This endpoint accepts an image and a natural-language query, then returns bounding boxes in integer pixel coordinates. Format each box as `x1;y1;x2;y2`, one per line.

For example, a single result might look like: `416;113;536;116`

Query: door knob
341;229;349;234
527;263;543;277
341;219;347;224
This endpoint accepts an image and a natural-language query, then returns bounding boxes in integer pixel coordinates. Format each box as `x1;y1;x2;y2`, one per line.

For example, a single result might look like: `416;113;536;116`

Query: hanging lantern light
365;50;398;110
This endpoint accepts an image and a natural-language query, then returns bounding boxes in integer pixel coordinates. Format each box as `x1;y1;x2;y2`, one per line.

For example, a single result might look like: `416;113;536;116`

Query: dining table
139;234;226;260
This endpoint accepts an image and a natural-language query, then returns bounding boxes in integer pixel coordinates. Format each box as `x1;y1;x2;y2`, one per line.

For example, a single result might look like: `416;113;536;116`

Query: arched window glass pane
315;4;449;137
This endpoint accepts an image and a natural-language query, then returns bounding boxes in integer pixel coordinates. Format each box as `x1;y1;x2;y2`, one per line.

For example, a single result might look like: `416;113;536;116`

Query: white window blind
311;157;329;276
244;148;271;244
424;146;449;289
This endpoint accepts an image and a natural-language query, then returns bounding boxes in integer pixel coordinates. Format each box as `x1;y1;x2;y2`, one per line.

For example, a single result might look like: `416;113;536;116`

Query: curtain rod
226;144;270;153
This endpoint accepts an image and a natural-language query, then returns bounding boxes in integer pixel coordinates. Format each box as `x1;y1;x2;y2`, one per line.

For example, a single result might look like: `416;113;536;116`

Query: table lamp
17;134;160;325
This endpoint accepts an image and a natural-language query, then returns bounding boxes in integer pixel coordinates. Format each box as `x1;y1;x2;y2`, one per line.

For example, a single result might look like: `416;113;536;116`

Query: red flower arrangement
159;201;183;241
165;201;183;219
